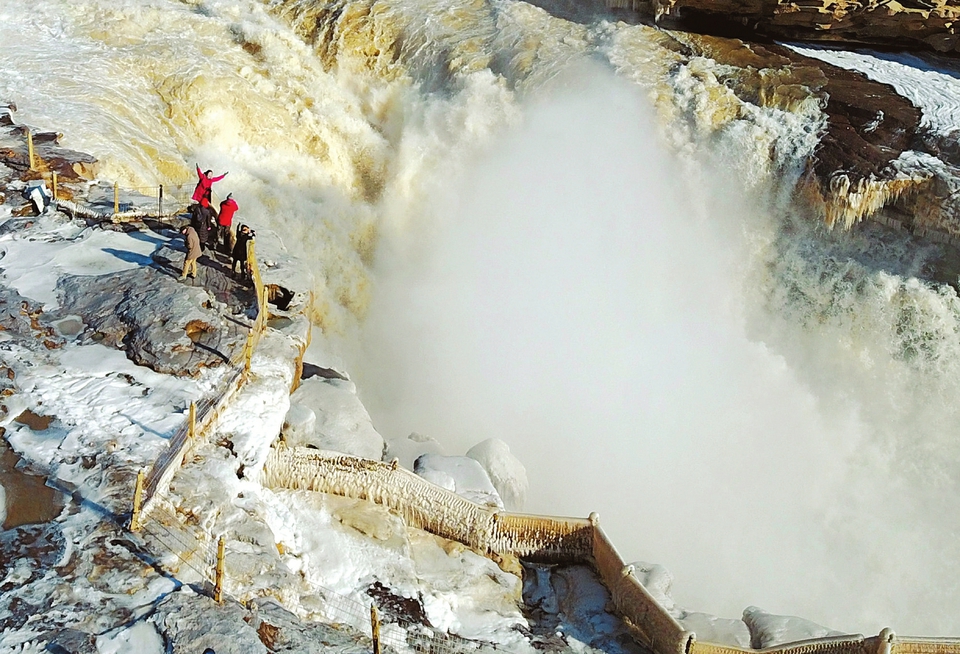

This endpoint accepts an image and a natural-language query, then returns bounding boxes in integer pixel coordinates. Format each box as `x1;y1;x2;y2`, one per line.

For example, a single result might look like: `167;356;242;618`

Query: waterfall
2;0;959;636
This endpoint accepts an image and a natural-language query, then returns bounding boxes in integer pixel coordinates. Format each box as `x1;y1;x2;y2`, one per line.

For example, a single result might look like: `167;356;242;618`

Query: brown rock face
672;34;925;228
651;0;960;53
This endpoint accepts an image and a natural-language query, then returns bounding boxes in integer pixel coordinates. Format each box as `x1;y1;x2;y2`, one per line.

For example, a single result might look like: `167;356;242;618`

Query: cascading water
2;0;959;637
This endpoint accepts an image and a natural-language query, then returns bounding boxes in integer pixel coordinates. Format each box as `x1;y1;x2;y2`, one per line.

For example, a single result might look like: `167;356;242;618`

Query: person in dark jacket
232;224;255;281
189;203;217;252
191;164;227;205
217;193;238;255
180;225;201;280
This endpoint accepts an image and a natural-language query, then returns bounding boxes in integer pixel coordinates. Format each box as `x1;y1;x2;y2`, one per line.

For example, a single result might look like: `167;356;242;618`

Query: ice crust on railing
260;447;960;654
261;447;592;561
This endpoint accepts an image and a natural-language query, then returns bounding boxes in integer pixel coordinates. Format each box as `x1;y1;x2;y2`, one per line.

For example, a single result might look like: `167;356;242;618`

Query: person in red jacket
191;164;227;206
217;193;239;254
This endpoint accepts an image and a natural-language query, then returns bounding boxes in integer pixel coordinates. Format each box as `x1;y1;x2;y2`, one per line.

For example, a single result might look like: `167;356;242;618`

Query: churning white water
3;0;960;637
359;65;960;634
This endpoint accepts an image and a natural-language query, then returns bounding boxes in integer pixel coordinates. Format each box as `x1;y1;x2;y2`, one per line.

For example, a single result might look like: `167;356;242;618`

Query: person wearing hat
217;193;239;255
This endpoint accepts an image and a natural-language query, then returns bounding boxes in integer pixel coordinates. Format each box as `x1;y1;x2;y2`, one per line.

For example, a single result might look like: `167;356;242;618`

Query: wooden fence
259;447;960;654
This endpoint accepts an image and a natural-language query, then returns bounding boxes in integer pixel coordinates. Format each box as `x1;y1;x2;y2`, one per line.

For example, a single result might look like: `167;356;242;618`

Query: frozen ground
0;187;855;652
0;196;641;653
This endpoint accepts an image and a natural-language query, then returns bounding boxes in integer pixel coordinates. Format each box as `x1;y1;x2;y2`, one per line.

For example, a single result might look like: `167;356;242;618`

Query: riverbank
0;111;581;653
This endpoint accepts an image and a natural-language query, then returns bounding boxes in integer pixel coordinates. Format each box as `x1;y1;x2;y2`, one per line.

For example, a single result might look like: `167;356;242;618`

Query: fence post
130;468;145;532
26;129;35;171
113;181;119;215
51;172;58;201
158;184;163;220
214;535;226;603
370;604;381;654
188;401;196;439
242;330;255;378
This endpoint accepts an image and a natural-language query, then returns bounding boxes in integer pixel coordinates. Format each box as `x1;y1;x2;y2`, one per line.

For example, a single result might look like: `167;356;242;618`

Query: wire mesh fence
69;182;960;654
51;179;235;222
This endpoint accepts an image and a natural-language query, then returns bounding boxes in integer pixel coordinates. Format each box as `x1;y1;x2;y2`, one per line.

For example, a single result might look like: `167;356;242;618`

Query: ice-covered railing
261;447;594;561
260;447;960;654
139;240;269;506
53;180;212;223
129;241;270;598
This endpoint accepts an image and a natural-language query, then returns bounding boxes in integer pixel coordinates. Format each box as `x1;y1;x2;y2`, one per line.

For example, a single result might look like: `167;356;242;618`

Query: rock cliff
647;0;960;54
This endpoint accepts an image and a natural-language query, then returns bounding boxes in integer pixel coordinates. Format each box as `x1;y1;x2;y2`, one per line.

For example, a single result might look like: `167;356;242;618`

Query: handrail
260;447;960;654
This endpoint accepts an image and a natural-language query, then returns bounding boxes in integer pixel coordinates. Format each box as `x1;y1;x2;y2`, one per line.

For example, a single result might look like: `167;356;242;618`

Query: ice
282;376;385;460
466;438;528;511
95;621;164;654
742;606;844;648
785;45;960;137
0;225;161;309
384;431;445;470
414;453;504;508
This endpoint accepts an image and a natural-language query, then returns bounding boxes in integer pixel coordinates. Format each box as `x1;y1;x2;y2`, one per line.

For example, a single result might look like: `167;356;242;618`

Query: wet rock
0;291;65;351
676;34;924;228
152;590;269;654
652;0;960;54
57;267;242;377
0;121;98;181
246;596;374;654
40;628;98;654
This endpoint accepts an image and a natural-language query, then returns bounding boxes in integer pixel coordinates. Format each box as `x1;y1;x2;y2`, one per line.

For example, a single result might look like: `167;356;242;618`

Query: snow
95;621;164;654
466;438;529;511
414;453;504;508
0;218;163;309
785;45;960;137
384;430;445;470
742;606;844;648
281;375;385;460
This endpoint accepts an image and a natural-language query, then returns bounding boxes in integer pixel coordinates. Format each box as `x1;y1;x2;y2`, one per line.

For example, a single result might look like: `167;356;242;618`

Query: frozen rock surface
742;606;844;649
384;431;445;470
466;438;528;511
522;563;648;654
282;376;385;459
58;267;245;377
414;453;504;509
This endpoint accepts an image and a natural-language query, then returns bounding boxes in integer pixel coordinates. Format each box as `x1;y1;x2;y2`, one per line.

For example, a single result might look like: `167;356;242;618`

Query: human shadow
102;247;154;267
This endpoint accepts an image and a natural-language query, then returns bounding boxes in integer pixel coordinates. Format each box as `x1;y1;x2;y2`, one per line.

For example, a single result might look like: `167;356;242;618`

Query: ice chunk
681;612;751;648
286;377;384;459
414;454;503;508
281;403;317;445
742;605;843;648
385;431;444;470
466;438;528;511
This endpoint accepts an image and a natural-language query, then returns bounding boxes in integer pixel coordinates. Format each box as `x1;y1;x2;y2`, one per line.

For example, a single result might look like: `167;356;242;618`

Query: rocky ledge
645;0;960;54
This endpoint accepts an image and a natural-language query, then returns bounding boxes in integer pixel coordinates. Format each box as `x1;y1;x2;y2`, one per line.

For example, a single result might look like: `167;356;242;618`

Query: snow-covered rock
742;605;843;648
413;453;503;508
682;612;751;649
466;438;528;511
281;376;384;460
630;561;679;615
384;431;444;470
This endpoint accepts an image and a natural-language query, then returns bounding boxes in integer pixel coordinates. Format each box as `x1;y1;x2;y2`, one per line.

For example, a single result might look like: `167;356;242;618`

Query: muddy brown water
1;411;63;528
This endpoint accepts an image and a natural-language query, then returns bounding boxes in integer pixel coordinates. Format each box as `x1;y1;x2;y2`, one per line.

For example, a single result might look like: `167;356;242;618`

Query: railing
4;122;502;653
260;448;960;654
44;174;960;654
